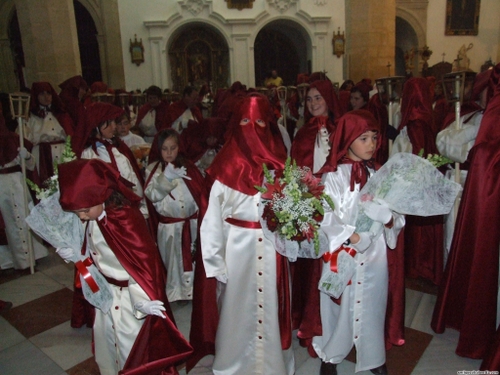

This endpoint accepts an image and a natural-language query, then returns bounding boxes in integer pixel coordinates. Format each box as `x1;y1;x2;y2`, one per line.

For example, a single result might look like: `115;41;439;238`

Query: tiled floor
0;248;483;375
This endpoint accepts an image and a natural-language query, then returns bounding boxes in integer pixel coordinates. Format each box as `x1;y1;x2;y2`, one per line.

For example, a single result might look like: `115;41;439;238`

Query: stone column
231;33;252;87
346;0;396;82
14;0;81;88
0;38;18;92
99;0;125;89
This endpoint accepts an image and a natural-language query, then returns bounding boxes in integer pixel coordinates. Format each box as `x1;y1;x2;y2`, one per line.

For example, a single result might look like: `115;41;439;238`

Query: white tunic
81;144;148;218
138;110;157;143
144;163;197;302
390;127;413;157
201;180;295;375
86;215;150;375
313;165;404;373
171;108;196;134
22;113;67;175
436;110;483;254
0;156;48;270
120;133;147;148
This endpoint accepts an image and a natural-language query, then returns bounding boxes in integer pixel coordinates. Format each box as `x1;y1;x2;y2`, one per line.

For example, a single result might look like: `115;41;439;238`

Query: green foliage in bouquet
26;136;76;200
418;148;453;168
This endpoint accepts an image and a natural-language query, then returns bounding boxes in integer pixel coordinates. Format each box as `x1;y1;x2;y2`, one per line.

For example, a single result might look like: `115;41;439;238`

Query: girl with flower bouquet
312;110;405;375
199;94;295;375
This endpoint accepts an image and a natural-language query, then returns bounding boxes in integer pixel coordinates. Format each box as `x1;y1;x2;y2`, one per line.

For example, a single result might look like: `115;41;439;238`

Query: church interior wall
426;0;499;72
117;0;345;91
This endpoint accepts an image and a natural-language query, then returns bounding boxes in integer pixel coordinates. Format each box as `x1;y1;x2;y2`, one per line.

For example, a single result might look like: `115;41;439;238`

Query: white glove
134;300;166;318
56;247;76;263
163;163;192;181
18;147;30;160
215;274;228;284
363;199;393;225
350;232;372;254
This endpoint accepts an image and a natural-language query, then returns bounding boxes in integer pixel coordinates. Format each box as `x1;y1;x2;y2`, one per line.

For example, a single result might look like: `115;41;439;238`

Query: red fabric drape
431;63;500;359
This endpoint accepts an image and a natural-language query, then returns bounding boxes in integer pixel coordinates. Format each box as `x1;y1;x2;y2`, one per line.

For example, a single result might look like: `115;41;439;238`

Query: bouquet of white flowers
355;152;461;237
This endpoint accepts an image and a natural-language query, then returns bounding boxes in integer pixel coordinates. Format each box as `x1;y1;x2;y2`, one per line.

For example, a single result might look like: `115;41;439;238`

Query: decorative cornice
295;9;331;24
144;13;182;29
178;0;210;16
266;0;298;13
209;10;268;25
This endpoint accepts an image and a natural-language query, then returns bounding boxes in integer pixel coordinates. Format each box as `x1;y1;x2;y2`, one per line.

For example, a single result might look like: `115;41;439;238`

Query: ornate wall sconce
332;28;345;58
129;35;145;66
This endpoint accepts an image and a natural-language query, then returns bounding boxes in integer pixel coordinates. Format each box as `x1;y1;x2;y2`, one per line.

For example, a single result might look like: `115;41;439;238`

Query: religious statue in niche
452;43;473;72
404;47;415;74
187;41;211;86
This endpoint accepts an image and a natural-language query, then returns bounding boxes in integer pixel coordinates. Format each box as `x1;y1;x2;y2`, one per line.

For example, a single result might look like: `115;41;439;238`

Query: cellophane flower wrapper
355;152;462;238
25;191;83;251
259;200;329;262
25;192;113;313
318;250;356;299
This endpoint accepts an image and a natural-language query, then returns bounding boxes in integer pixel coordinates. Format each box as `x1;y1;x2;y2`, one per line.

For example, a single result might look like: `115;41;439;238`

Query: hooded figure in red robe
28;81;75;183
58;75;88;130
190;94;292;374
58;158;192;375
291;80;341;173
396;77;445;285
432;63;500;363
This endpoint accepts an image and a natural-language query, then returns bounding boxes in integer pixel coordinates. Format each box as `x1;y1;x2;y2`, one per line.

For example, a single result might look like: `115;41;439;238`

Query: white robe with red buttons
201;180;294;375
312;165;404;373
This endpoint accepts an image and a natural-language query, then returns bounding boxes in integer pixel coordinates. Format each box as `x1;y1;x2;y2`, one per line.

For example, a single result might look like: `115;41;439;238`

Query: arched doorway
168;23;229;92
254;20;309;87
74;0;102;85
8;10;25;90
396;16;419;77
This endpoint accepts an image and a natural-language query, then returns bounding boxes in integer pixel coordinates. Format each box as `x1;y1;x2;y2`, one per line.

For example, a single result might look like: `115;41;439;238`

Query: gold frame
129;34;145;66
225;0;255;10
332;28;345;58
445;0;481;36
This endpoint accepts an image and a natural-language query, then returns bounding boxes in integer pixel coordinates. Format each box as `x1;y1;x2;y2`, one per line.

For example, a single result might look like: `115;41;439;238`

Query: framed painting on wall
445;0;481;35
225;0;255;10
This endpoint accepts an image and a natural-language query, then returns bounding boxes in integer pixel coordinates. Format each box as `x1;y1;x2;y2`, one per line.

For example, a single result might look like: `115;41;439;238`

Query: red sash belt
224;217;262;229
224;216;291;350
75;257;100;293
158;212;198;272
0;165;22;174
103;274;128;288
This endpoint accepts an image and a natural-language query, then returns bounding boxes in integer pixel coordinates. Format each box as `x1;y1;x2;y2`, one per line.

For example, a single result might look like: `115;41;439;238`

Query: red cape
164;101;203;130
136;101;170;133
367;94;390;165
432;65;500;358
290;116;336;173
178;118;225;163
97;205;193;374
186;175;218;372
